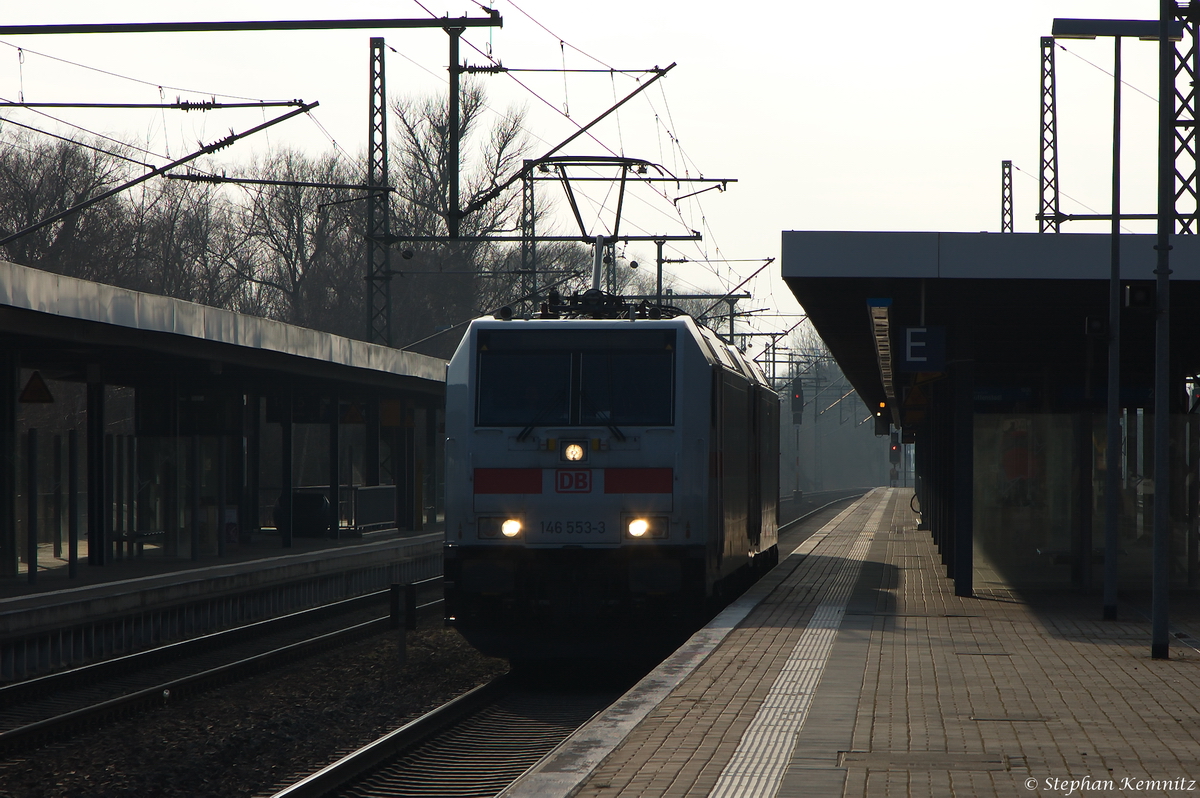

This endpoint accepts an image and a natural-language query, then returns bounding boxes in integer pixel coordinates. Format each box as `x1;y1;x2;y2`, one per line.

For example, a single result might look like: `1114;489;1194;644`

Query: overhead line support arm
457;63;677;221
0;16;502;35
0;102;318;247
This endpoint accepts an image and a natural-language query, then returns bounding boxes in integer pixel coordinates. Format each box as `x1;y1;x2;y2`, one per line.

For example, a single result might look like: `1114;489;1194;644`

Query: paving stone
508;489;1200;798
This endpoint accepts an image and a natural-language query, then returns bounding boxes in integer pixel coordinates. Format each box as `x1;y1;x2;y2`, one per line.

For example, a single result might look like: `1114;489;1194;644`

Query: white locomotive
443;291;779;660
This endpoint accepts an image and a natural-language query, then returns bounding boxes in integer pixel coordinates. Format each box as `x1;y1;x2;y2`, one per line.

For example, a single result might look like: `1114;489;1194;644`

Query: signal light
790;378;804;411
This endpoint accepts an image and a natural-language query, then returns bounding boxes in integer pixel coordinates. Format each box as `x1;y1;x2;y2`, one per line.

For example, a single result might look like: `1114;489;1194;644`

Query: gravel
0;628;508;798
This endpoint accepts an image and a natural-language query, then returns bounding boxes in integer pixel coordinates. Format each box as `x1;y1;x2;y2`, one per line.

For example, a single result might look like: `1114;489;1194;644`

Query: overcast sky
0;1;1174;348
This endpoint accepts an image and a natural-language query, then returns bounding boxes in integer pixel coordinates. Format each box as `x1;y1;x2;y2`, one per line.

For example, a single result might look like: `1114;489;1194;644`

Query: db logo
555;470;592;493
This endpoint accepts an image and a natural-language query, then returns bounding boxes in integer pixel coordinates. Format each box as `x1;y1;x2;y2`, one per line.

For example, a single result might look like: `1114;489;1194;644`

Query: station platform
0;526;442;602
0;528;442;681
505;488;1200;798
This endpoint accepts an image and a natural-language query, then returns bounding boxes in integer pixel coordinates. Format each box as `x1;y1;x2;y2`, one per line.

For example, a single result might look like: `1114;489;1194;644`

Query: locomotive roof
464;315;773;390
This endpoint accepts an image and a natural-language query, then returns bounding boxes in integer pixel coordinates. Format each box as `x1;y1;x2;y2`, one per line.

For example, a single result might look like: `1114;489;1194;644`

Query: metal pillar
1001;160;1014;232
67;429;78;579
218;436;227;557
281;390;294;548
366;37;393;346
26;428;37;584
396;405;418;530
1104;36;1125;620
0;350;16;578
329;394;340;539
1152;0;1174;660
655;240;665;307
52;434;62;559
447;26;464;239
190;434;200;561
1075;412;1094;589
425;404;437;527
86;381;106;566
365;400;380;487
1040;37;1062;233
243;394;261;543
953;362;974;597
114;433;124;559
126;436;136;558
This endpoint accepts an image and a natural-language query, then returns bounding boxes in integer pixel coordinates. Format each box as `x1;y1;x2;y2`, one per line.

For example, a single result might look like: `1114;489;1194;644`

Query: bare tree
389;81;531;353
233;148;364;336
123;177;250;308
0;132;135;285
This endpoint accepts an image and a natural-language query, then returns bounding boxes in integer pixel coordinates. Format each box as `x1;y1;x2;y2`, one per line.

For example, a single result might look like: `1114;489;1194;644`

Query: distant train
443;290;780;660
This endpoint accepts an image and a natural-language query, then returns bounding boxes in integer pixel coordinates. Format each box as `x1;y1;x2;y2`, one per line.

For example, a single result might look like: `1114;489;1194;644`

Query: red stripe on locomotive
473;468;543;494
604;468;673;493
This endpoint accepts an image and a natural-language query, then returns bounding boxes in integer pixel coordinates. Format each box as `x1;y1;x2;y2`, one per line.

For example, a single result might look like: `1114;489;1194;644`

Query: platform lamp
1050;18;1181;628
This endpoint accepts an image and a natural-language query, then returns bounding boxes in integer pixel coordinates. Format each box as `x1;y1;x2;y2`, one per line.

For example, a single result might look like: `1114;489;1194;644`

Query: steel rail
0;597;443;755
778;488;869;533
269;678;508;798
267;494;869;798
0;590;387;705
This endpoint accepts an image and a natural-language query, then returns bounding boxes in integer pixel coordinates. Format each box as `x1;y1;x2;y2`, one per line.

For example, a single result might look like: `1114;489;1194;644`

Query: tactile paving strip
707;499;883;798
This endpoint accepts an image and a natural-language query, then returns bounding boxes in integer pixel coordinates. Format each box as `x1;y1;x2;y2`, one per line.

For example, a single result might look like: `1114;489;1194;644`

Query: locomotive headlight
624;516;668;539
560;440;587;462
501;519;522;537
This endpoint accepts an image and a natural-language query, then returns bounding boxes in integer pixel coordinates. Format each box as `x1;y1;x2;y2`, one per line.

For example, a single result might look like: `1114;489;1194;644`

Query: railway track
267;672;629;798
266;493;870;798
779;487;868;531
0;584;442;755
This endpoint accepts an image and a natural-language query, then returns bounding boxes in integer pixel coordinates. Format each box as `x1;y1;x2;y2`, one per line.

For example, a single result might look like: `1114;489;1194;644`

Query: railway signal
790;378;804;425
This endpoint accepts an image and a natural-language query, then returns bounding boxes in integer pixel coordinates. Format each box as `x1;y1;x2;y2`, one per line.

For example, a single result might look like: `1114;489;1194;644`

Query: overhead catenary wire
0;96;170;163
400;5;724;275
503;0;618;70
1056;42;1157;104
404;2;756;316
1011;162;1136;234
0;38;266;102
0;112;155;168
0;102;317;248
0;5;752;329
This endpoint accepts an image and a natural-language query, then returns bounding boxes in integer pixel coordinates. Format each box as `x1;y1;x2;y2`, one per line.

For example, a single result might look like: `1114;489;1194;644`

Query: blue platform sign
898;326;945;372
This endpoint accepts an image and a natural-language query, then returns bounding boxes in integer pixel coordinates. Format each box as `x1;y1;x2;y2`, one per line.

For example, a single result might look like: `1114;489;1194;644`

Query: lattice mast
1040;37;1062;233
1173;3;1200;233
1001;160;1014;232
366;38;392;345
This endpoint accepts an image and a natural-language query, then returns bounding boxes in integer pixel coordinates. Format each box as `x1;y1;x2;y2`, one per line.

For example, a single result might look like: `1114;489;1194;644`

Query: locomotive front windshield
476;329;675;427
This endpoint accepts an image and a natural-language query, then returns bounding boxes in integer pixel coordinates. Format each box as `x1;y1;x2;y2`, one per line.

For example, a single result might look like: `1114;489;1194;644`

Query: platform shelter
783;231;1200;595
0;260;446;581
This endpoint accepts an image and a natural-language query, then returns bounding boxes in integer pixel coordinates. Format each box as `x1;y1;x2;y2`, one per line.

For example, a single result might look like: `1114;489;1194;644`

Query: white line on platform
499;491;882;798
707;499;882;798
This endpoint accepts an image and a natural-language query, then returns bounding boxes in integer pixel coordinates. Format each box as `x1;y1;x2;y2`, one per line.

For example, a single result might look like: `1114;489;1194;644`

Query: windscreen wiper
579;391;626;442
516;389;567;441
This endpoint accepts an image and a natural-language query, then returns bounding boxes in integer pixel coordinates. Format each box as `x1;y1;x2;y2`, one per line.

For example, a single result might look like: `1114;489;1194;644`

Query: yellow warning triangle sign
19;371;54;403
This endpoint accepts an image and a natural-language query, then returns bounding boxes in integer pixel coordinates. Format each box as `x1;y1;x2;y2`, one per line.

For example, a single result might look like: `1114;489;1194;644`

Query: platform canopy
782;231;1200;424
0;259;445;395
